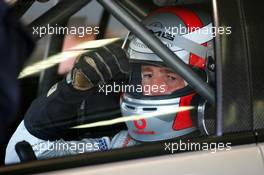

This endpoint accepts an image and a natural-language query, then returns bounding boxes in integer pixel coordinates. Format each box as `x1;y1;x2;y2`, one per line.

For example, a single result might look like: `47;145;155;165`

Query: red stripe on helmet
189;43;207;69
173;93;194;131
153;7;207;68
153;7;203;31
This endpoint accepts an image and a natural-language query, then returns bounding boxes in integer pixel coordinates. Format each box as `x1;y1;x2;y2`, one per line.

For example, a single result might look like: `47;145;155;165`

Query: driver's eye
167;75;177;81
142;73;153;79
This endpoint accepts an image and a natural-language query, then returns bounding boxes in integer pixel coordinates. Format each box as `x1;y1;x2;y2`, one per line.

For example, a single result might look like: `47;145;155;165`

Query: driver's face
141;65;186;96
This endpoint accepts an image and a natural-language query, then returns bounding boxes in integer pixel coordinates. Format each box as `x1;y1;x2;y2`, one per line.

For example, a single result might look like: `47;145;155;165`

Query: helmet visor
126;63;194;99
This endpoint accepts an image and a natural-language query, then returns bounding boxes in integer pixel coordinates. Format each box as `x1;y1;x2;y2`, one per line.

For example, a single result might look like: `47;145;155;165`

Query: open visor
122;29;210;100
125;62;202;100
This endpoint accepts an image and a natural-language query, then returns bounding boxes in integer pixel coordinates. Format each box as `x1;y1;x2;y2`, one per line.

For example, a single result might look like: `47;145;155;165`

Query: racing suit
5;79;138;164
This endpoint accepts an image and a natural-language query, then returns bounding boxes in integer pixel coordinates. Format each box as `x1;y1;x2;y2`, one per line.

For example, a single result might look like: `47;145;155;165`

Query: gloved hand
67;44;129;91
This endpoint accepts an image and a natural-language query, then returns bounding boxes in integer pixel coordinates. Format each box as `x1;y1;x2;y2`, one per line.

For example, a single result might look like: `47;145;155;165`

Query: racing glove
68;44;129;91
24;44;128;140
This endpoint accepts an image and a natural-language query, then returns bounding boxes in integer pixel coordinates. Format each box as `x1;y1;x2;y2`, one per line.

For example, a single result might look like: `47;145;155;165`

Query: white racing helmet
121;6;214;142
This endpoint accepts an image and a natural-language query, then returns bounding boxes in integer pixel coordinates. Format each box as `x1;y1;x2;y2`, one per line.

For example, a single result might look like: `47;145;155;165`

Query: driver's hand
68;44;129;91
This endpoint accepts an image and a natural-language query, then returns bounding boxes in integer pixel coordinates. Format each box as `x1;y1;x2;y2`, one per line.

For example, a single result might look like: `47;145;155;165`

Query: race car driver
5;6;214;164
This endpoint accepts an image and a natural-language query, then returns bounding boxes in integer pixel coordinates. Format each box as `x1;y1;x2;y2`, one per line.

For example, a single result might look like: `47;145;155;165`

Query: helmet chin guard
121;93;197;142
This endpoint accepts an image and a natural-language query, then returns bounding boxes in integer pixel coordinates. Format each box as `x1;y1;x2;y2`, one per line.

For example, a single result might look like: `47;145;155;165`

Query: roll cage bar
98;0;215;105
18;0;215;105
